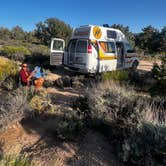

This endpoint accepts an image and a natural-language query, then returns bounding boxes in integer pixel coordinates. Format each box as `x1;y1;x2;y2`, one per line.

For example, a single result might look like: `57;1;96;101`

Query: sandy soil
138;60;161;71
0;122;123;166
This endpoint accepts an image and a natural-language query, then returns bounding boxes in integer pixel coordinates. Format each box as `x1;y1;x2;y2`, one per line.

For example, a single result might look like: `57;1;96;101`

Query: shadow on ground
19;113;124;166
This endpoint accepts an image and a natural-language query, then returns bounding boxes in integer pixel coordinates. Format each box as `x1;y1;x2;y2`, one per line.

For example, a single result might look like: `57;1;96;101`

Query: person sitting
19;63;32;86
32;64;45;90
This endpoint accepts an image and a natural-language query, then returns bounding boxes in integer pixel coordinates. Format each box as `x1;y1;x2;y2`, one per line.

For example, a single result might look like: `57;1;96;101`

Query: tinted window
124;43;133;51
107;30;117;39
99;42;115;53
76;40;88;53
68;40;77;53
107;42;116;53
53;40;64;51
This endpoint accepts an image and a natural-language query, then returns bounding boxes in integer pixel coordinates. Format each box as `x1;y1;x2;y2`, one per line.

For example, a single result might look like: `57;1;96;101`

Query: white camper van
50;25;139;73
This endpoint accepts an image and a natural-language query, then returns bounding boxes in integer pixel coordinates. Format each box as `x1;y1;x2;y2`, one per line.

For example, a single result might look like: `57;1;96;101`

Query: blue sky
0;0;165;32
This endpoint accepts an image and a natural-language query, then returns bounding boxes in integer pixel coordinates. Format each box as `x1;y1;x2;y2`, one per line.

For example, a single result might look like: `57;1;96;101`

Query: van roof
71;25;128;42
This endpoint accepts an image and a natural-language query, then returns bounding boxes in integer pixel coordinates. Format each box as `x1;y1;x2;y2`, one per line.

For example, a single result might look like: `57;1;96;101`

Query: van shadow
48;65;87;78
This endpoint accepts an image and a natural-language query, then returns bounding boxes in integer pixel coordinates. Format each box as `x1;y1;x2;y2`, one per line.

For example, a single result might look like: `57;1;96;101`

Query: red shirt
19;69;31;83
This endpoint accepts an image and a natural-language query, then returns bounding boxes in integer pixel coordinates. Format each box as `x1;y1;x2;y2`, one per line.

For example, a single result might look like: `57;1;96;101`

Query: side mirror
127;49;136;53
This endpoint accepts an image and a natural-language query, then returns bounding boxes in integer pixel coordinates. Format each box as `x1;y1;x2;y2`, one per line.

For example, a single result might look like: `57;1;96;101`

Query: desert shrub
27;44;49;56
0;74;19;90
0;45;31;61
73;81;140;123
73;81;166;165
28;90;85;140
128;70;158;92
71;75;95;88
0;155;32;166
43;110;85;140
22;44;49;67
0;58;19;88
54;76;72;88
43;79;55;88
102;70;129;82
0;88;28;132
29;90;54;114
150;55;166;96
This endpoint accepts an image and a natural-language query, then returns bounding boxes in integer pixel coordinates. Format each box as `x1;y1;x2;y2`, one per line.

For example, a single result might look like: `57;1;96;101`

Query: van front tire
131;60;139;71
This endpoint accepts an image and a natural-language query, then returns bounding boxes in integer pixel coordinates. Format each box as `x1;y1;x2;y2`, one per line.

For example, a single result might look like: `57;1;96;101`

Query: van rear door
50;38;65;65
74;39;88;65
67;39;88;66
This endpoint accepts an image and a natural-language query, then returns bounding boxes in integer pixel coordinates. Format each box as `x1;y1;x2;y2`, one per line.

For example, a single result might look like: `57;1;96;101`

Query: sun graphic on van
93;26;102;39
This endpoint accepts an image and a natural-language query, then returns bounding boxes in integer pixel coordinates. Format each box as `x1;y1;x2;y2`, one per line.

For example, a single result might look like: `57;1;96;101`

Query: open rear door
50;38;65;65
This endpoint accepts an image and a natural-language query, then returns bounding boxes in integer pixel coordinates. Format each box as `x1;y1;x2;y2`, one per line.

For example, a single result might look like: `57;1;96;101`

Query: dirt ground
138;60;161;71
0;60;158;165
0;122;123;166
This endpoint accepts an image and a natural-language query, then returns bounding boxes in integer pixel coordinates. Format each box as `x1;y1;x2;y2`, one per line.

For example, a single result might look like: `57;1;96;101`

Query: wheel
131;60;139;71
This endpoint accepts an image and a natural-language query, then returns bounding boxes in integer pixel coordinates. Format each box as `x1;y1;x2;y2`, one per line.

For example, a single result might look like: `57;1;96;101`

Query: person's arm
27;71;34;81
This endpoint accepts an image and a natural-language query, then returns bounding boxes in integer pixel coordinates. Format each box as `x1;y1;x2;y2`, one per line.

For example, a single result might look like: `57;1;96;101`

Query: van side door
124;43;136;68
75;39;88;65
98;41;117;72
116;42;125;69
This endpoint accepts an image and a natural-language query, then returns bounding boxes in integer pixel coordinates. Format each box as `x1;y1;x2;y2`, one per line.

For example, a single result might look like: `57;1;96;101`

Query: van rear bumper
63;64;94;74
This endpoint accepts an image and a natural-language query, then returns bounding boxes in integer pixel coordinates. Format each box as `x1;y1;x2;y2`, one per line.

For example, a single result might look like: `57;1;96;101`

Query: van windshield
99;41;116;53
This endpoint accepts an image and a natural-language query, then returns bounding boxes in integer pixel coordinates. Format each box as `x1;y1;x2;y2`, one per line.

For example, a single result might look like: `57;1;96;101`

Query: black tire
131;60;139;70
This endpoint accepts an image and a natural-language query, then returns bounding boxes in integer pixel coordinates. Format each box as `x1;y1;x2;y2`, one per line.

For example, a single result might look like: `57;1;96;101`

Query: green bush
102;70;129;82
43;110;85;140
150;55;166;96
0;45;30;61
27;44;49;56
0;58;19;87
29;90;54;114
0;88;28;132
0;155;32;166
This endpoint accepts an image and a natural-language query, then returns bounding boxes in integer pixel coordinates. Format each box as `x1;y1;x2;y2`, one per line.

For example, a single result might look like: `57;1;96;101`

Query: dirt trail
138;60;161;71
0;123;41;156
0;123;123;166
68;131;123;166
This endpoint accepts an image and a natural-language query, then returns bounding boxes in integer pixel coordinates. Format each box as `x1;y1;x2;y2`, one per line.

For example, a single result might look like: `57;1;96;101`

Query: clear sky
0;0;165;33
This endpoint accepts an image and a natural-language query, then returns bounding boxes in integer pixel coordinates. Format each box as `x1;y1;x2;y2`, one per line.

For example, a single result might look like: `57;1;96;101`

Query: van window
99;42;115;53
53;40;64;51
124;43;133;51
107;42;116;53
107;30;117;39
76;40;88;53
68;40;77;53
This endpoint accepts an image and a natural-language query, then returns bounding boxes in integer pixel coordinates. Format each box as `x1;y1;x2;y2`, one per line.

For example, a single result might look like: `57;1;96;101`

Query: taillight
88;45;92;54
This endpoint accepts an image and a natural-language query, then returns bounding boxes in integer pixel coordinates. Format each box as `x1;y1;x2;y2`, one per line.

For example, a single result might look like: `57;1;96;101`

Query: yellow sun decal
93;26;102;39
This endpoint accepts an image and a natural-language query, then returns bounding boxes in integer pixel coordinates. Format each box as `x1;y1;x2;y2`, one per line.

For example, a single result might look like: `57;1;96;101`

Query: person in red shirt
19;63;32;86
